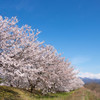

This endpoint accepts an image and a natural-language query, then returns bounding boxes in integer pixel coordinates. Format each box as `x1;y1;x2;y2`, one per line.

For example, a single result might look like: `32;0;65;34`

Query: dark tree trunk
30;85;35;93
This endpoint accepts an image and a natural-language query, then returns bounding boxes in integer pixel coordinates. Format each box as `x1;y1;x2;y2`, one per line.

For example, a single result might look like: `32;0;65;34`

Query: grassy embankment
84;83;100;99
0;86;100;100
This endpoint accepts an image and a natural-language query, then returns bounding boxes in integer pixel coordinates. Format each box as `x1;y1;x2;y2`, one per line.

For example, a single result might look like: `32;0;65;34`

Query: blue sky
0;0;100;75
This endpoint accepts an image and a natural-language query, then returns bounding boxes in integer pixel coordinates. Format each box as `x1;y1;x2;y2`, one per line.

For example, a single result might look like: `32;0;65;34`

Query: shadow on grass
32;90;73;99
0;86;74;100
0;86;21;100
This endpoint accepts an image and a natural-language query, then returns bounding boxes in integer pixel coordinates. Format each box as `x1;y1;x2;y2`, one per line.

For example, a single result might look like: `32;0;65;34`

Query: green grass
0;86;100;100
0;86;73;100
0;86;20;100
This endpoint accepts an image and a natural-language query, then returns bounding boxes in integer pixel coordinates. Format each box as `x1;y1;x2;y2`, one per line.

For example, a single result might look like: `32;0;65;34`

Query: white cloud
79;72;100;79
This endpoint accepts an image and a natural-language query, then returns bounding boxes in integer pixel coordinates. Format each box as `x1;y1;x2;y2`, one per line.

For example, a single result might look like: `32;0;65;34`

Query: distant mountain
80;77;100;84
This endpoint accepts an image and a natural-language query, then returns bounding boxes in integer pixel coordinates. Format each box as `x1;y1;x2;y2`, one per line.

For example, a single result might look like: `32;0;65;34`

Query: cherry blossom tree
0;16;84;94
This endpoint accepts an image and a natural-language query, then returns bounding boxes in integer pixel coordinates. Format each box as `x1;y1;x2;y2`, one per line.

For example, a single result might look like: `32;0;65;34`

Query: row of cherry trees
0;16;84;94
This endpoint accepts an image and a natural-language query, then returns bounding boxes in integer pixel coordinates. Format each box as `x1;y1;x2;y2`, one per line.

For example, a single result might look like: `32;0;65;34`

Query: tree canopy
0;16;84;94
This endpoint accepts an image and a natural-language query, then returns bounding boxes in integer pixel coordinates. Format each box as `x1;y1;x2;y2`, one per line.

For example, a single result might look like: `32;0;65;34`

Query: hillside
80;77;100;84
0;86;100;100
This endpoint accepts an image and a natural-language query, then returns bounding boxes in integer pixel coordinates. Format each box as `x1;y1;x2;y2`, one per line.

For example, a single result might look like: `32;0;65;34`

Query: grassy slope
0;86;100;100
